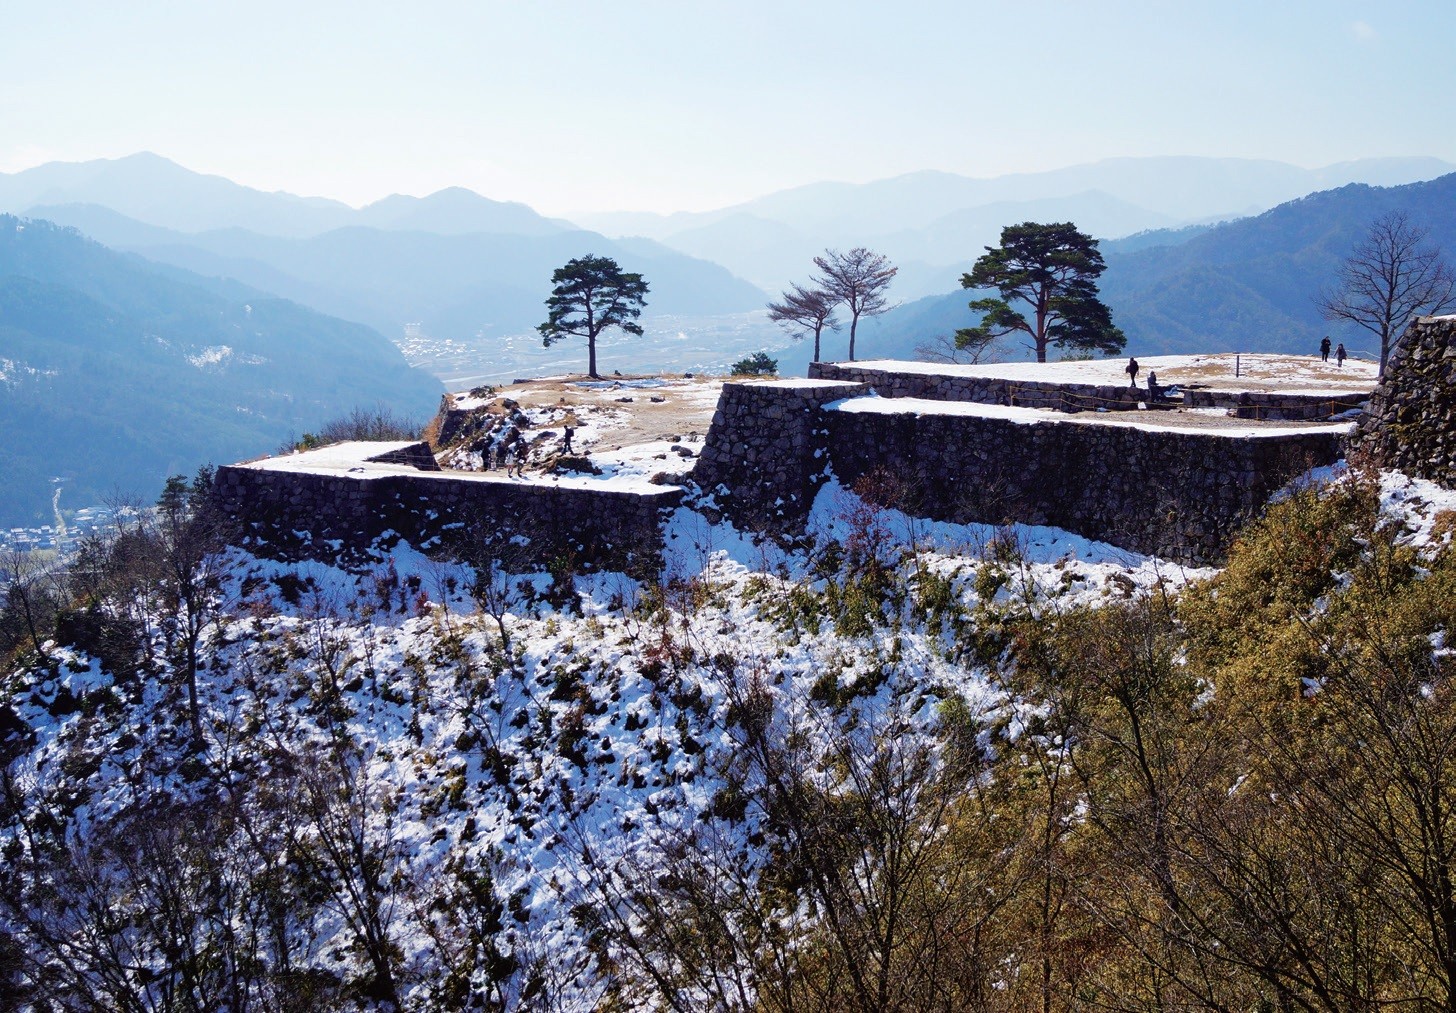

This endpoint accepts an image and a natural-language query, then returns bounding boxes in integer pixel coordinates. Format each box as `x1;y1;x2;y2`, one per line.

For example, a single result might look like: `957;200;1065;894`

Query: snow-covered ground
832;391;1357;437
849;352;1380;393
3;463;1231;1007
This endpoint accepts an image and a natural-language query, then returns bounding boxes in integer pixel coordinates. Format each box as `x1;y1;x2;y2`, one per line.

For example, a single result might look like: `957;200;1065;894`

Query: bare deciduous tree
913;332;1003;366
766;283;841;363
813;248;898;362
1319;210;1456;377
0;548;60;663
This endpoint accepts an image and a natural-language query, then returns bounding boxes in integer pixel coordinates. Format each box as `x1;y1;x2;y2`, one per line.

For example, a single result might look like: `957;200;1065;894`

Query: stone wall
1349;315;1456;483
1182;388;1368;421
810;362;1366;420
215;446;680;574
825;407;1343;565
693;383;1345;565
809;362;1159;411
691;379;867;531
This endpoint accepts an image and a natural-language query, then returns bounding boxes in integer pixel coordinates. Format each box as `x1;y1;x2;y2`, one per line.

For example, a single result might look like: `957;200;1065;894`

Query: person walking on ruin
562;424;576;455
1320;336;1331;362
494;426;517;471
1125;356;1139;388
1335;342;1347;367
508;436;528;478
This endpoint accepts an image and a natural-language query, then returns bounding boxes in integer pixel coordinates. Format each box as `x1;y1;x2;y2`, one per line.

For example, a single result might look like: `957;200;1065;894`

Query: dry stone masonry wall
811;361;1365;420
224;355;1369;574
1349;315;1456;485
216;444;679;574
694;382;1345;565
825;408;1341;564
810;361;1152;411
691;379;868;531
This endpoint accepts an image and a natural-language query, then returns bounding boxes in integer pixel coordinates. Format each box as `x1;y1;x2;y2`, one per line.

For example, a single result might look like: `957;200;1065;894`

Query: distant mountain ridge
851;172;1456;364
0;214;442;525
0;153;570;238
577;156;1456;238
25;202;769;343
8;151;1456;378
573;156;1456;299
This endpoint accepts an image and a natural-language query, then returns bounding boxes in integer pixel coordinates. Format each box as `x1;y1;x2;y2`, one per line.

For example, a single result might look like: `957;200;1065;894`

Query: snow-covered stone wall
810;361;1365;420
1350;315;1456;485
215;445;680;574
825;404;1342;565
809;360;1150;411
694;382;1345;564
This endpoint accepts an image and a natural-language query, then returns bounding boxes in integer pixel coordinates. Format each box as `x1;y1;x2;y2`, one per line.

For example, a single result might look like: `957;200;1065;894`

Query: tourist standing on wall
1320;336;1331;362
1125;356;1139;387
1147;370;1158;399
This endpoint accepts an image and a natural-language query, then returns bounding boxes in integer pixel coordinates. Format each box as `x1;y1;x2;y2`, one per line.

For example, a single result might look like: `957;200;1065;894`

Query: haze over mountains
6;153;1452;330
574;156;1456;297
5;150;1456;526
0;215;442;524
851;172;1456;368
7;155;765;347
0;152;571;238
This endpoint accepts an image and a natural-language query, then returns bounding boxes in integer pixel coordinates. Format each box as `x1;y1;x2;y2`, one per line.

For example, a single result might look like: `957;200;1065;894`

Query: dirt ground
462;374;728;452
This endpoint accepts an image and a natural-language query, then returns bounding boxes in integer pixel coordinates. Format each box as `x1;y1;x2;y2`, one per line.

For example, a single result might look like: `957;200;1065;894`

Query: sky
3;0;1454;216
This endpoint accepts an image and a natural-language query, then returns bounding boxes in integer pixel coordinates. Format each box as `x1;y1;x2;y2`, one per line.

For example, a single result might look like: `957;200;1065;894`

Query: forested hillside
0;217;441;523
3;464;1455;1009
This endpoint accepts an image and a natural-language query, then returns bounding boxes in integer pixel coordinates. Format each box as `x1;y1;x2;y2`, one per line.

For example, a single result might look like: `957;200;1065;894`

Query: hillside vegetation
3;465;1456;1009
0;216;442;524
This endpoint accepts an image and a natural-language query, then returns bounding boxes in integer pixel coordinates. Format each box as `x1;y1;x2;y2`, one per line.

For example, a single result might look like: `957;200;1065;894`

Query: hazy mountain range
0;215;441;523
6;151;1456;525
846;172;1456;367
4;154;765;343
0;152;571;238
6;153;1452;330
574;156;1456;298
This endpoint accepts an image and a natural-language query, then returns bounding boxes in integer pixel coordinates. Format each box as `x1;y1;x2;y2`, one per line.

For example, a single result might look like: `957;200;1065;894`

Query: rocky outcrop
1349;315;1456;484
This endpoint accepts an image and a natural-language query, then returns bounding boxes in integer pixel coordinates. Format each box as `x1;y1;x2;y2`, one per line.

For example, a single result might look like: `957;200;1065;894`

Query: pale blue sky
2;0;1451;214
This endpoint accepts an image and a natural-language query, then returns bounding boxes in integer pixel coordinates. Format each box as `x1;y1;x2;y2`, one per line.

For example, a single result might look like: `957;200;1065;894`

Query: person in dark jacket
1335;343;1347;367
1147;370;1159;400
1125;356;1139;387
1320;336;1331;362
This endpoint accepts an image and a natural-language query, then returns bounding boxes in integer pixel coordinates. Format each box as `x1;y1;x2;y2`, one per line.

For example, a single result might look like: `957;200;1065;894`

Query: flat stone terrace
811;353;1378;421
